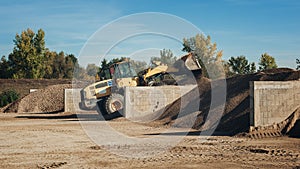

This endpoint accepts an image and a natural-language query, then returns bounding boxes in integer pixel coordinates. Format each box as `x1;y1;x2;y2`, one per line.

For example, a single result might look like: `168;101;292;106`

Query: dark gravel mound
158;68;300;136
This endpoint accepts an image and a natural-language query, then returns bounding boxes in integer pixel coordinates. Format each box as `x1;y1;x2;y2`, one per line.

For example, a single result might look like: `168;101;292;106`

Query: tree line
0;28;82;79
181;34;287;78
0;28;299;79
225;53;278;77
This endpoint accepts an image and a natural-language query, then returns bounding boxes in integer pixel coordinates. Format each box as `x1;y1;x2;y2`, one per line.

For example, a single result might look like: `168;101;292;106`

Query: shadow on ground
15;111;122;121
144;130;231;136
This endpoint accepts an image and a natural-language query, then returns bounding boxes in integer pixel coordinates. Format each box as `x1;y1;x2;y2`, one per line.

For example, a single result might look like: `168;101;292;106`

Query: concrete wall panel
64;89;85;112
124;85;196;121
250;81;300;127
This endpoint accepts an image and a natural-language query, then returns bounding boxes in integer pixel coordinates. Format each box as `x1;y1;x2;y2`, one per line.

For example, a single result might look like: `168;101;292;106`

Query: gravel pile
158;68;300;136
1;84;72;113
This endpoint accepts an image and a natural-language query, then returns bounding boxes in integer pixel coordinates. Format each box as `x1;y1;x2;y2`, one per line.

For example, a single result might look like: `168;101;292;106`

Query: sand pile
1;84;72;113
158;68;300;136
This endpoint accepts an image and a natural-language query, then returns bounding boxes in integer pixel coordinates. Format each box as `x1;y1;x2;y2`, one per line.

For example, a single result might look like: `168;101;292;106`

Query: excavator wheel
104;93;124;115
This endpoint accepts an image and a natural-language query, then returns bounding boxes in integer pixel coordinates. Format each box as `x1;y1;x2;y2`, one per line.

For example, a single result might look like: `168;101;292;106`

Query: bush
0;89;20;107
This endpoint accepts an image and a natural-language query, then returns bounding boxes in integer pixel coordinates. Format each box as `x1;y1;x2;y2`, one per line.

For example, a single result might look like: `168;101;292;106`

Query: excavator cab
109;61;138;88
79;61;138;111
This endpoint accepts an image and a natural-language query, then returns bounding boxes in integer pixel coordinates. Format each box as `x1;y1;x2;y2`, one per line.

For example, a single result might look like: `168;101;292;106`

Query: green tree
258;53;277;71
52;51;66;78
98;57;127;71
2;28;78;79
182;34;224;78
34;29;46;57
160;49;176;65
0;89;20;107
228;56;256;75
73;66;88;80
150;49;177;66
9;28;46;78
97;57;127;79
64;54;77;78
86;64;99;77
43;50;56;78
249;62;256;73
108;57;127;65
223;60;234;78
150;56;160;64
0;56;13;78
97;59;109;79
100;59;109;70
296;59;300;70
43;51;77;79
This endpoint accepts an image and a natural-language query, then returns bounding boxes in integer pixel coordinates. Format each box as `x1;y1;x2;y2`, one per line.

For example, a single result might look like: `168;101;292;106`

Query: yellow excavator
79;60;138;114
79;53;201;115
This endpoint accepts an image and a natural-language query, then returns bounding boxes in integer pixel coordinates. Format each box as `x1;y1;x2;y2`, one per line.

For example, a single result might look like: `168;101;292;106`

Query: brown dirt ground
0;111;299;169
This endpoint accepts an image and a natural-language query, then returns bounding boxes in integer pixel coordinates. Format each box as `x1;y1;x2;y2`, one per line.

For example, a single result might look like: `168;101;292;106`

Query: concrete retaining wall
250;81;300;127
64;89;84;112
124;85;196;121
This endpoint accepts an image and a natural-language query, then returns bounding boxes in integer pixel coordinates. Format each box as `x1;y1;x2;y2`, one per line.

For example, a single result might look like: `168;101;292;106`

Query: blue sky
0;0;299;68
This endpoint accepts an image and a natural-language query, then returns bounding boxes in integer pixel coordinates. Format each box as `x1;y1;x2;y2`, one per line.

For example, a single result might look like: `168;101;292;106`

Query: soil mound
1;84;72;113
158;68;300;136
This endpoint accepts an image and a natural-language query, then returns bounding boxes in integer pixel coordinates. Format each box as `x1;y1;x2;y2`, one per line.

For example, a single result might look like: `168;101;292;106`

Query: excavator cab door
111;61;138;88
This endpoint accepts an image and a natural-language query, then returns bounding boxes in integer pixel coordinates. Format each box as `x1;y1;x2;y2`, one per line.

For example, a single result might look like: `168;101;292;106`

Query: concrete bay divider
64;88;88;112
124;85;196;121
250;81;300;127
65;85;196;119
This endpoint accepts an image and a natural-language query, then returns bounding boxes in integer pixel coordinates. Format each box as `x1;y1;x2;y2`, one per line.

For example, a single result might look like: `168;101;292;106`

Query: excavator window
112;62;137;78
99;69;112;80
95;82;108;89
99;61;137;80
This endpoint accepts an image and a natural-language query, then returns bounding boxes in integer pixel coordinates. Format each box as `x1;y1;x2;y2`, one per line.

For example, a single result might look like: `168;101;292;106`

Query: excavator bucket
143;65;168;79
139;52;202;86
167;53;202;76
181;53;201;71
